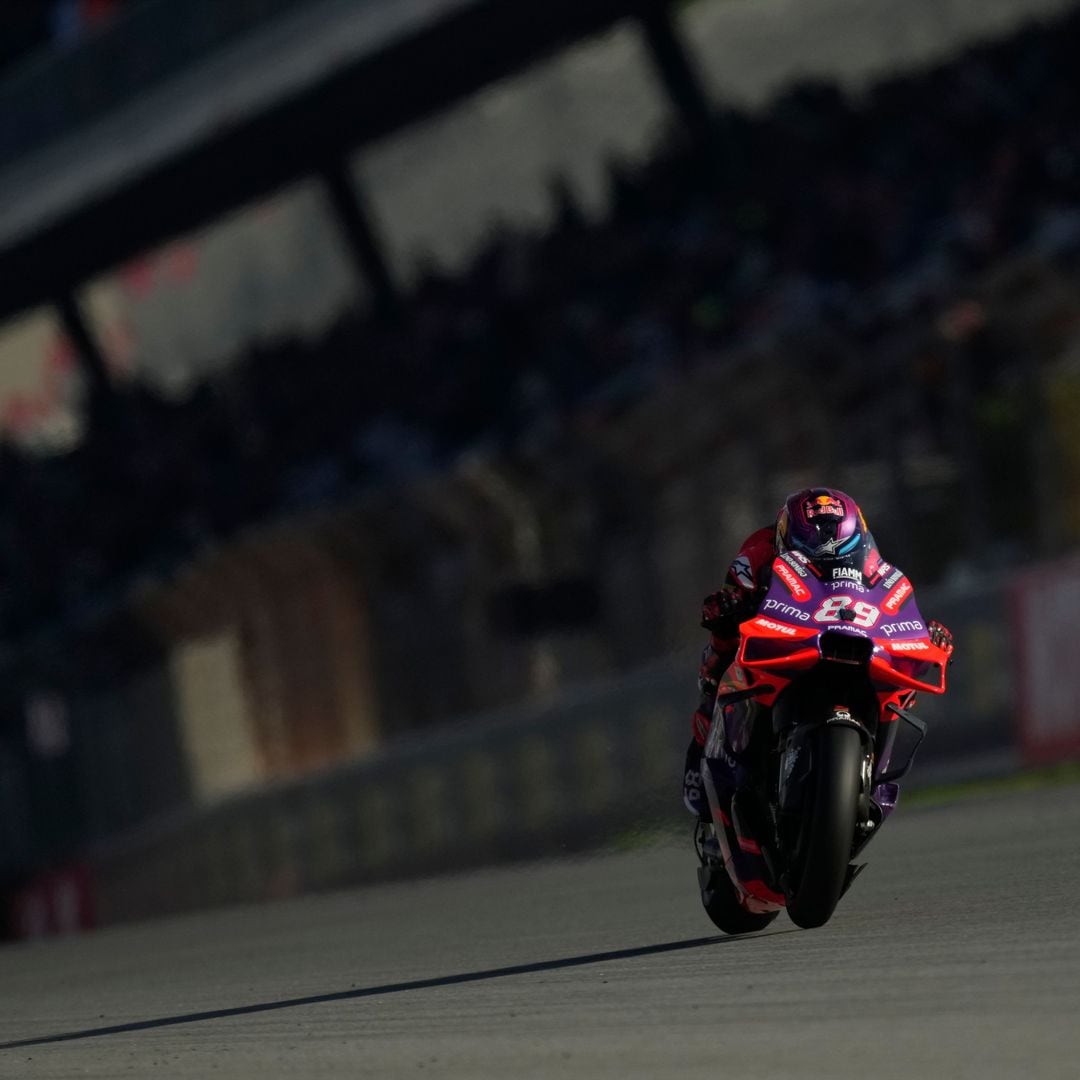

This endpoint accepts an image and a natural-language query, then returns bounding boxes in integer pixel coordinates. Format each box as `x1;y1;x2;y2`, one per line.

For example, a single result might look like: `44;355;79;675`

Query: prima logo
763;598;810;622
881;620;924;637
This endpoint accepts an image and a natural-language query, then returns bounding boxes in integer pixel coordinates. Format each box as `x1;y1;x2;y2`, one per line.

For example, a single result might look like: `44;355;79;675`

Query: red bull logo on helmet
804;494;845;520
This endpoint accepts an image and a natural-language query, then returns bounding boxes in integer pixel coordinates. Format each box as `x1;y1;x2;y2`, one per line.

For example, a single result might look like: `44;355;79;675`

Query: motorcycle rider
682;487;955;821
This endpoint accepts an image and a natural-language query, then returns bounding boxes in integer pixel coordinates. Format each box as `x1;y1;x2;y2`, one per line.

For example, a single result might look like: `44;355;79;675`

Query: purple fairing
755;552;930;646
873;781;900;821
714;694;759;756
719;553;934;751
730;553;933;791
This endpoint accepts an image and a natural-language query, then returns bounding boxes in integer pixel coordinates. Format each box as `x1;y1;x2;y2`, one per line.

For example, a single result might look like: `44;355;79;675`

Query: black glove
701;585;757;635
928;620;954;660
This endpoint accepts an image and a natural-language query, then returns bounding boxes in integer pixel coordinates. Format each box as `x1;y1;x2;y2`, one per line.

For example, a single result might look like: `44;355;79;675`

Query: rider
682;487;954;821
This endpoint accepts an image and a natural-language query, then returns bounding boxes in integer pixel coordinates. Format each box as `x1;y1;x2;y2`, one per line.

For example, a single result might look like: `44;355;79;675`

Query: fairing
704;555;947;915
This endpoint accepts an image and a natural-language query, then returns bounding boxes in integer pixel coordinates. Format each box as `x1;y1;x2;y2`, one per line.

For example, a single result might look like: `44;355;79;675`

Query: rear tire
699;863;779;935
786;724;862;930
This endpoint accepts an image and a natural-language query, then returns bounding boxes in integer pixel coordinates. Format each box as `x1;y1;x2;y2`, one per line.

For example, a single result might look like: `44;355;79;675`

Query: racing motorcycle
696;554;949;932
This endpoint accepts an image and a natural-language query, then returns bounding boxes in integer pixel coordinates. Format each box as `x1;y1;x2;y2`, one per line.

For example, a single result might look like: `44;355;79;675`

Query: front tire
786;724;862;930
698;862;779;935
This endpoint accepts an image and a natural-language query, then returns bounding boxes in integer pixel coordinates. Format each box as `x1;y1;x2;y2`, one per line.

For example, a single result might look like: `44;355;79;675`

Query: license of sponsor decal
773;559;811;601
763;597;810;621
778;552;808;578
883;578;913;613
890;640;929;651
804;495;844;518
754;617;798;636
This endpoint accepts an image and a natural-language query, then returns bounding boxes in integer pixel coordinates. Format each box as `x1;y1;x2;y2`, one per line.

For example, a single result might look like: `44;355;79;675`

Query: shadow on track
0;931;789;1050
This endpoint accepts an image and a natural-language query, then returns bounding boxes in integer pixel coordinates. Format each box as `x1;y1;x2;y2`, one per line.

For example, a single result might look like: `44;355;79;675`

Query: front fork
776;708;882;859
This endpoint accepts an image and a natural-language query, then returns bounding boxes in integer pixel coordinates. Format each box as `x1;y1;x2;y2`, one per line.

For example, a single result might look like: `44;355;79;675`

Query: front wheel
785;724;862;930
698;862;779;935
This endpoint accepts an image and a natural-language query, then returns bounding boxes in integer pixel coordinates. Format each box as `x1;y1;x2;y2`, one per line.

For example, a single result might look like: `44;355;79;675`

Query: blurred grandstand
0;0;1078;926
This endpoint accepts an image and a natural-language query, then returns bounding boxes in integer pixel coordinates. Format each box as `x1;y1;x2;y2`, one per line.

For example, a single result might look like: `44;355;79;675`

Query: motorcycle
696;553;949;932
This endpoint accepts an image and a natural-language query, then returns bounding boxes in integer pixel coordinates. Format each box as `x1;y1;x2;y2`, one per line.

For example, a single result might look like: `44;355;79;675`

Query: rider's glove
928;619;954;660
701;584;757;635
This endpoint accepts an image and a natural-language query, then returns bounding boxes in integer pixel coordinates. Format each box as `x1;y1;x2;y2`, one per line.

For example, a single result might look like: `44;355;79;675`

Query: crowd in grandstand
1;6;1079;635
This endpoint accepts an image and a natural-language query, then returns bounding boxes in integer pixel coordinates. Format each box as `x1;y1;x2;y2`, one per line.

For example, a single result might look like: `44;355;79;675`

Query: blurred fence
79;575;1010;927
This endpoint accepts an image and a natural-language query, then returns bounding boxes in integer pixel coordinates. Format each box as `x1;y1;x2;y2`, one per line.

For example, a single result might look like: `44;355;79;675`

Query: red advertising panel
8;865;96;940
1013;555;1080;764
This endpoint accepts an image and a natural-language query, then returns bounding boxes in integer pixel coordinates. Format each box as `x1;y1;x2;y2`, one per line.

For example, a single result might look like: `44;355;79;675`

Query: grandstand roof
0;0;650;323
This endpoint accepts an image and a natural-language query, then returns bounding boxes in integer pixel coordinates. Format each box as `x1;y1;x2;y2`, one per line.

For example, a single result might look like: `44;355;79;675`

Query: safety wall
85;577;1012;927
131;523;385;793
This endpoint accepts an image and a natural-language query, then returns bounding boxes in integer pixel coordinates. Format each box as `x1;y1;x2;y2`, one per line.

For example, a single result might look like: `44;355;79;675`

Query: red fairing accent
882;577;914;614
737;835;762;855
692;710;711;746
743;879;787;906
772;558;811;602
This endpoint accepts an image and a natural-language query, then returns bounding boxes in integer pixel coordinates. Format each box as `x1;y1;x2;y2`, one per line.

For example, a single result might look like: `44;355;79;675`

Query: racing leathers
683;527;774;819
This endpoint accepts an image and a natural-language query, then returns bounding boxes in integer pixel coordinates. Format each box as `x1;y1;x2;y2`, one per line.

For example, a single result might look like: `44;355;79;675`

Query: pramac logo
773;558;811;602
883;578;913;614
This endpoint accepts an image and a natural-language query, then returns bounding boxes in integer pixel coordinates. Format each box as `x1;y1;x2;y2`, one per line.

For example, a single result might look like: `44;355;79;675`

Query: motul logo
774;561;811;601
755;618;798;636
883;579;913;613
891;640;928;651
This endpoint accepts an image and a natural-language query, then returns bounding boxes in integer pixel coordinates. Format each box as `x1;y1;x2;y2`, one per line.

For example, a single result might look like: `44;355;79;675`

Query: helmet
775;488;875;574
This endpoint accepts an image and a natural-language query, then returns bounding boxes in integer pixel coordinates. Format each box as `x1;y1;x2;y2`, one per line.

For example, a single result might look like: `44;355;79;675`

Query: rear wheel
785;724;862;930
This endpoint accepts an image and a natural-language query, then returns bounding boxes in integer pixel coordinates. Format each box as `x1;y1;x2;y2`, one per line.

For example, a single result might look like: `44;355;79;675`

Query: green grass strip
906;760;1080;807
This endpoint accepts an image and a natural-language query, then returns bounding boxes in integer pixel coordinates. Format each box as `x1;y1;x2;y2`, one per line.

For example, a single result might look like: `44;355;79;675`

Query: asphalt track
1;783;1079;1079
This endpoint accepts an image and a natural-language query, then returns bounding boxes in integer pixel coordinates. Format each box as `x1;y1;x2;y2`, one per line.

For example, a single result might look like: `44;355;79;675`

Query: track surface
2;784;1079;1079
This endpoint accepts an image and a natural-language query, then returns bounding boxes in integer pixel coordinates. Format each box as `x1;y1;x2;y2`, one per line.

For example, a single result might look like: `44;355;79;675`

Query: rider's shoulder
738;526;776;557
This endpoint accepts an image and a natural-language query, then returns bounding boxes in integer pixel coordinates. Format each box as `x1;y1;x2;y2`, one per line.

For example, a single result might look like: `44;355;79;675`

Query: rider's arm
928;619;954;658
701;526;776;638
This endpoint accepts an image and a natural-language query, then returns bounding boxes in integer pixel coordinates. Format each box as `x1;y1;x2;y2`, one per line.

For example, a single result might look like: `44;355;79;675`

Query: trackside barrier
1012;555;1080;764
7;864;96;939
87;580;1011;927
